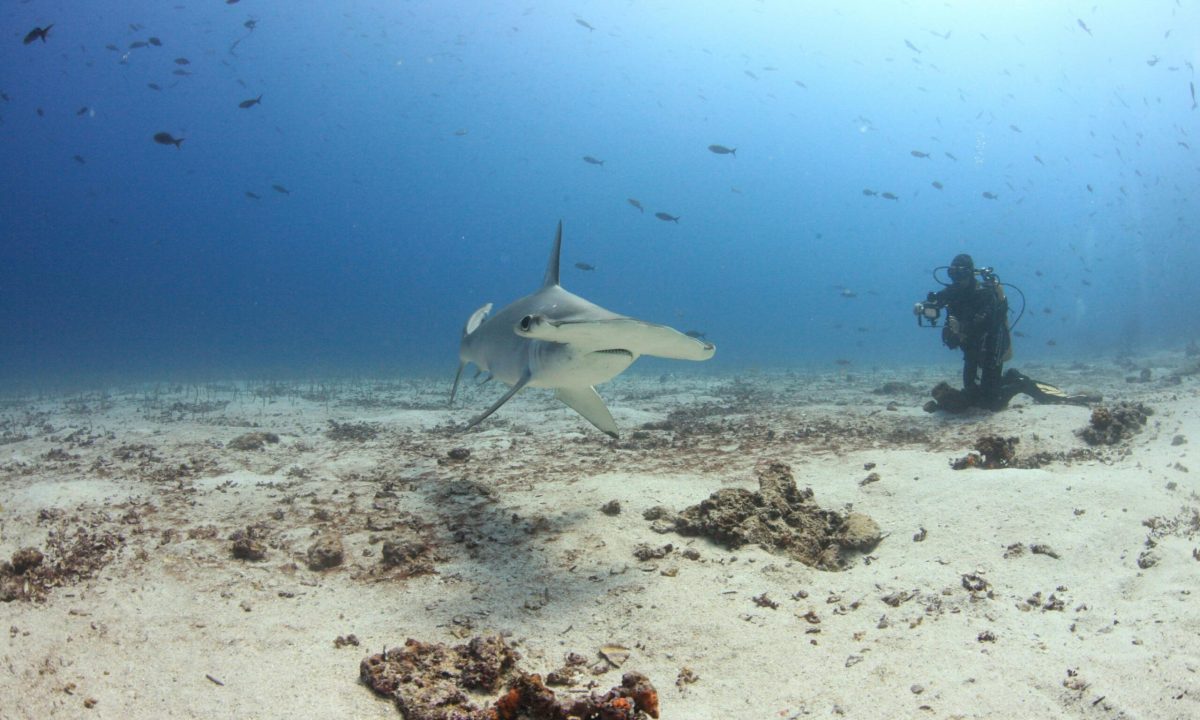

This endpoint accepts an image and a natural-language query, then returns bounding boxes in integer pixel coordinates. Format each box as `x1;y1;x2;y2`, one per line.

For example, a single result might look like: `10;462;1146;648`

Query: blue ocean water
1;2;1197;388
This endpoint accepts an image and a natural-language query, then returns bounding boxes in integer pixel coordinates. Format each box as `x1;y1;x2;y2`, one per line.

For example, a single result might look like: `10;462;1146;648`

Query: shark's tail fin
449;362;466;406
462;303;492;337
451;303;493;405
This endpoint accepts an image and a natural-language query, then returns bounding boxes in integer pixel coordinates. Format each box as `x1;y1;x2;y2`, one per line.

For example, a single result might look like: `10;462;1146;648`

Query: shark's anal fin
555;387;619;438
464;373;531;431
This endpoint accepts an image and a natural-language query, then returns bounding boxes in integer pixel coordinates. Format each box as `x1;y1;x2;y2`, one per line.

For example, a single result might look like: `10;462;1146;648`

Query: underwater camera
914;295;942;326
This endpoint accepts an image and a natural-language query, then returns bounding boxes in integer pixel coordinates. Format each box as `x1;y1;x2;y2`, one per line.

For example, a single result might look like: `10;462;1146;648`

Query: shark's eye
520;315;534;331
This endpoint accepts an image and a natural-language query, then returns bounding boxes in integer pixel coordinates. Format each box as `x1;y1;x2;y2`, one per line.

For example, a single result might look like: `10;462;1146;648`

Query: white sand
1;356;1197;719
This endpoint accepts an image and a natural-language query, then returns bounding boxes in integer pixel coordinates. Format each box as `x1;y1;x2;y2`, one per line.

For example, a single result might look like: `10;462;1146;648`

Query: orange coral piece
634;689;659;718
493;688;521;719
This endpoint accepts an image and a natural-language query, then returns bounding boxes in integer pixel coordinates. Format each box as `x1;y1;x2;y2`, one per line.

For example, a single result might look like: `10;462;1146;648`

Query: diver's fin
464;373;530;431
1020;376;1101;406
555;386;619;438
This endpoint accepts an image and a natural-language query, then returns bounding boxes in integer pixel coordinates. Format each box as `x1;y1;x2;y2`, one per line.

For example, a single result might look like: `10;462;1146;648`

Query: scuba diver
913;253;1099;412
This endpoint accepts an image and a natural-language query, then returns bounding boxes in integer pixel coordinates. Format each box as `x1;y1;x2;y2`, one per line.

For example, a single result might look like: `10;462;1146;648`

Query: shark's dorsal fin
542;220;563;288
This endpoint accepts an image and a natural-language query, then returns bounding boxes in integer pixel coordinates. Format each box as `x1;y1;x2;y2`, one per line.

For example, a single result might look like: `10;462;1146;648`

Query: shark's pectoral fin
518;317;715;361
464;373;531;431
555;387;618;438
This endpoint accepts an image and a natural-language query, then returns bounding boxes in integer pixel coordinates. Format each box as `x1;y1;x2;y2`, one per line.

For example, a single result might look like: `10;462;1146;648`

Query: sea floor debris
647;460;881;570
360;635;659;719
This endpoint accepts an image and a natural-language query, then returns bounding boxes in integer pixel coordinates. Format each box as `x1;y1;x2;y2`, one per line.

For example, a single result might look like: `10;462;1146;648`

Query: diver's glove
942;315;962;349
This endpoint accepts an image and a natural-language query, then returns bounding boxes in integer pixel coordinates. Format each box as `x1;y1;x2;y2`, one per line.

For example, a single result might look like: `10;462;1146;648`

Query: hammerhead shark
450;221;715;437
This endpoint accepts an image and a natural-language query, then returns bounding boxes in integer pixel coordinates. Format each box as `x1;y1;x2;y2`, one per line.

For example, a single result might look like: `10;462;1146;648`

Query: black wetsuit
929;277;1011;409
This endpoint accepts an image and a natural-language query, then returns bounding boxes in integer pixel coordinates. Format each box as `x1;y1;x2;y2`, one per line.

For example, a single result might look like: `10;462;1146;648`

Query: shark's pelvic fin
555;387;618;438
542;220;563;288
517;317;715;361
464;372;531;431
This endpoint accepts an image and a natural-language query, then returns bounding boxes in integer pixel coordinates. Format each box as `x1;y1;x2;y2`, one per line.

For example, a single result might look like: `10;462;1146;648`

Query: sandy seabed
1;354;1198;720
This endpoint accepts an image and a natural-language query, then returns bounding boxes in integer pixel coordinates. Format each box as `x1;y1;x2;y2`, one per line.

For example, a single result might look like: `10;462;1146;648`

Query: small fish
574;262;595;271
271;184;290;195
1046;339;1057;347
582;155;604;166
904;39;921;54
238;94;263;109
36;107;44;117
835;358;852;366
684;330;707;339
72;154;86;164
931;181;943;190
1013;330;1026;338
1033;155;1044;165
147;82;161;91
862;188;878;197
794;80;807;89
1191;81;1196;109
1035;270;1044;277
1077;18;1091;36
172;69;191;76
174;58;190;65
1146;56;1159;67
1043;307;1053;315
153;131;184;149
880;192;899;200
981;191;998;199
944;151;958;161
453;128;468;136
245;191;261;200
244;20;257;31
226;0;239;4
1178;141;1190;150
23;25;53;45
105;44;119;51
910;150;929;158
76;106;89;116
744;70;758;80
130;41;149;49
1086;184;1094;192
654;212;680;223
576;19;595;31
627;198;644;213
839;288;857;299
708;144;736;156
148;37;162;47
